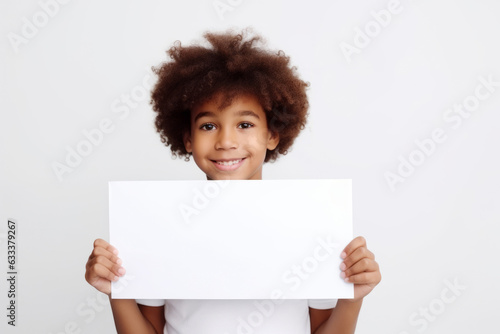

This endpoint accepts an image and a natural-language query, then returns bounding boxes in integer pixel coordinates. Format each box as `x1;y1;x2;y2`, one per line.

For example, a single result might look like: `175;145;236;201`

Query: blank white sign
110;179;353;299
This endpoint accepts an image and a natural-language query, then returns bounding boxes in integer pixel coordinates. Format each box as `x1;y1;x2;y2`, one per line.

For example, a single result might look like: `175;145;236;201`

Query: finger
91;246;122;266
88;239;114;263
86;251;121;276
344;270;381;285
93;254;125;277
340;246;374;271
342;258;379;278
86;253;126;283
341;236;367;259
86;262;122;284
94;238;119;256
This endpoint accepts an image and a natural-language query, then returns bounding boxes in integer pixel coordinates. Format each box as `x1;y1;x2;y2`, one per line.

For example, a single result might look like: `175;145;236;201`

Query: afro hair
150;27;310;163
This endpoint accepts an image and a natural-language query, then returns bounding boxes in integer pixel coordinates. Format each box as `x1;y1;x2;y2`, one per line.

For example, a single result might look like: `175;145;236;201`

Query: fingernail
113;249;119;255
344;277;350;282
117;258;122;265
113;276;119;281
340;262;346;271
118;267;126;275
341;252;347;259
340;271;346;279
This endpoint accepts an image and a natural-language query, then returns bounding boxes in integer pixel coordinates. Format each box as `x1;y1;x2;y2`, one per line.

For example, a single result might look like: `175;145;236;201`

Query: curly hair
150;27;310;163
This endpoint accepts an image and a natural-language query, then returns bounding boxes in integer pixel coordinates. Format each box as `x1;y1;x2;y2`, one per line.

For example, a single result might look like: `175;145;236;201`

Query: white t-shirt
136;299;337;334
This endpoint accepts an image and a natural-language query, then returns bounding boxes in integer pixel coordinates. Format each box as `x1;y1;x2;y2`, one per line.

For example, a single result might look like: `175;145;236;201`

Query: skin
84;92;381;334
183;92;280;181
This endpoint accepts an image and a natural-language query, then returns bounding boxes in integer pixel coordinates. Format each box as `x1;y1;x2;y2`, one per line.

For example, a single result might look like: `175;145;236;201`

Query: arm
309;236;381;334
109;298;165;334
85;239;166;334
309;300;362;334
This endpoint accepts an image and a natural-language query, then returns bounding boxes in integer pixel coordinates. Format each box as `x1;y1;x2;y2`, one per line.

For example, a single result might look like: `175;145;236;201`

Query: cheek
251;130;271;148
191;135;210;156
244;133;269;154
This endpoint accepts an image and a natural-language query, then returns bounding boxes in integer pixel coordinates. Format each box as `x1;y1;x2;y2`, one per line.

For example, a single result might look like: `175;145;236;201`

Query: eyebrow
194;110;261;123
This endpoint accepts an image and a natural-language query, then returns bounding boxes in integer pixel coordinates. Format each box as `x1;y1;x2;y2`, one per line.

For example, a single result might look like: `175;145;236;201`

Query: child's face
183;92;279;180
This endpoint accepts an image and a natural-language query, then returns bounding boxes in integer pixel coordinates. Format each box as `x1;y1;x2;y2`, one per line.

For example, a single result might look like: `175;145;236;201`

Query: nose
215;126;238;150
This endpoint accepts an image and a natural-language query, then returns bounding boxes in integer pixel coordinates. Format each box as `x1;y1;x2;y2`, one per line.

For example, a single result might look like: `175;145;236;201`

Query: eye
238;122;254;129
200;123;216;131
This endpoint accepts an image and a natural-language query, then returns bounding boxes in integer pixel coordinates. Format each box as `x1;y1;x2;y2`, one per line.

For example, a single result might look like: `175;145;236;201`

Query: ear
266;130;280;151
183;130;192;153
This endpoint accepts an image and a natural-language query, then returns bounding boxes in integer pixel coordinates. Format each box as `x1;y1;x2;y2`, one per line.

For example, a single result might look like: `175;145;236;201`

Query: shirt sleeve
308;299;337;309
135;299;166;307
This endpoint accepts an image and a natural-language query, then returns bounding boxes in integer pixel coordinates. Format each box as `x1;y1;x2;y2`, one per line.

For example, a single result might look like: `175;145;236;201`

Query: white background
1;0;499;333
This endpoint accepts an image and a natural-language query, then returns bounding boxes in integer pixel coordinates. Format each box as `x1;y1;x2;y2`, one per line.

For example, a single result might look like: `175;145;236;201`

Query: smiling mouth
211;158;245;166
210;158;246;171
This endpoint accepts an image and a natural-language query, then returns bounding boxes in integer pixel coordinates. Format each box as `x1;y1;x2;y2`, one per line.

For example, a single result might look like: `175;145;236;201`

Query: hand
339;236;381;302
84;238;125;296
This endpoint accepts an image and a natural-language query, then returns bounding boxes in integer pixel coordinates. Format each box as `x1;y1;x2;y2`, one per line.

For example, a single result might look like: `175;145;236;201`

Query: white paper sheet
110;179;353;299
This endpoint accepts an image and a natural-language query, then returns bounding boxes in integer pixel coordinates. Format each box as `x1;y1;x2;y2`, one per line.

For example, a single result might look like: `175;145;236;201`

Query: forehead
191;92;265;120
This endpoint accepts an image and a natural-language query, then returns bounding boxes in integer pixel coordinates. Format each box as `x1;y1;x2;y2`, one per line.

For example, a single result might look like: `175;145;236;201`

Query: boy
85;28;381;334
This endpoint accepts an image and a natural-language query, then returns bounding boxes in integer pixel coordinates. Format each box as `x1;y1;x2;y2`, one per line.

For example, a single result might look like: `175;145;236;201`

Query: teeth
216;159;242;166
